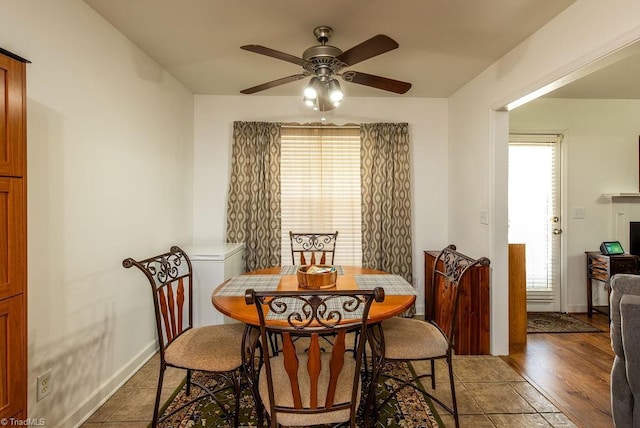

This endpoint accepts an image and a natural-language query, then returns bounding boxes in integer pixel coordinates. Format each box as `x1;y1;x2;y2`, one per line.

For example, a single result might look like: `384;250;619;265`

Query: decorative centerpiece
297;265;337;289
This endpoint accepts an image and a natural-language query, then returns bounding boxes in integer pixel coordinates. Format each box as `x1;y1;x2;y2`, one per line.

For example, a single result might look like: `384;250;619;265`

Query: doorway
508;134;563;312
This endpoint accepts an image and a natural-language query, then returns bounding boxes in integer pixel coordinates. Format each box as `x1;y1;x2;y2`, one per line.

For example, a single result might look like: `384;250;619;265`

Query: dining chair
289;231;338;265
244;287;385;428
123;246;245;427
366;244;490;428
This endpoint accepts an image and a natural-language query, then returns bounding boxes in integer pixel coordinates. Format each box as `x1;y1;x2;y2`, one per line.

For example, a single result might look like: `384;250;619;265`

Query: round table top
211;265;416;326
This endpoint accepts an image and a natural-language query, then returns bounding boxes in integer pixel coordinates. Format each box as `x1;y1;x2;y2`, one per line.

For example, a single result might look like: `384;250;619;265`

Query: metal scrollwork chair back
123;246;245;427
289;231;338;265
245;287;385;428
368;244;490;428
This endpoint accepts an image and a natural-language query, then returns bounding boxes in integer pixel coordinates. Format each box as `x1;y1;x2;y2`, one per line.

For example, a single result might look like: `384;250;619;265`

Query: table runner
279;265;345;276
354;274;417;295
215;272;415;302
214;275;280;297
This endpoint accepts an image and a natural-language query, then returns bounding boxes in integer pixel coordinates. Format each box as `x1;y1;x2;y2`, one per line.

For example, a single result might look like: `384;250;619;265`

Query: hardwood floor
503;313;614;428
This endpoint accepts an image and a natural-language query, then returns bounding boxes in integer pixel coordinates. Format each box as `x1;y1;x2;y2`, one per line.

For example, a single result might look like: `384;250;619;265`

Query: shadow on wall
28;309;113;425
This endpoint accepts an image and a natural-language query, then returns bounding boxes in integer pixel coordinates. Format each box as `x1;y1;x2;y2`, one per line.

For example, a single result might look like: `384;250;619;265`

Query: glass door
509;134;562;311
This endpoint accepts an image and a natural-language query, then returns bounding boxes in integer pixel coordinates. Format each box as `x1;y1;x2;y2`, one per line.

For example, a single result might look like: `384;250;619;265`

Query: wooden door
0;50;27;419
0;55;26;178
0;294;26;419
0;178;26;301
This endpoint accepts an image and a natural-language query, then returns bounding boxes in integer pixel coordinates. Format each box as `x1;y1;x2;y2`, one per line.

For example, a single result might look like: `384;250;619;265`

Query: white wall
510;98;640;312
0;1;194;426
194;95;449;315
4;1;638;423
448;0;640;354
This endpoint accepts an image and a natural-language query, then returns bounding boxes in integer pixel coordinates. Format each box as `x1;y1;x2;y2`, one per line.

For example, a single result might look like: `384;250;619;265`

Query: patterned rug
158;361;443;427
527;312;603;334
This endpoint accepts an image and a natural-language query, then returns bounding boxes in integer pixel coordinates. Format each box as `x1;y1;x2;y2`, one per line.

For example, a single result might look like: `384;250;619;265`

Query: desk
211;266;416;325
585;252;640;317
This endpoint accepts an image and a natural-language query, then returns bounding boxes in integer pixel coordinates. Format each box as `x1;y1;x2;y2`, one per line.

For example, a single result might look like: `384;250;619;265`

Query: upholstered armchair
610;274;640;427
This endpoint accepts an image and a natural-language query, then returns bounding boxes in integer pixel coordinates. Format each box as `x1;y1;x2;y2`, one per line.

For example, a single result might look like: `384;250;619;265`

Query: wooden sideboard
424;250;491;355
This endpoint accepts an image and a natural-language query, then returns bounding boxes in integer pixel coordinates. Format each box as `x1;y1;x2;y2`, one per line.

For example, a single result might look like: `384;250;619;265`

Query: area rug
158;361;443;427
527;312;603;334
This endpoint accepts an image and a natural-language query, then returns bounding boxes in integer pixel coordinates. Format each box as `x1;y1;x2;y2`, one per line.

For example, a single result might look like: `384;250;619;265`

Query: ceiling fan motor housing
303;26;346;79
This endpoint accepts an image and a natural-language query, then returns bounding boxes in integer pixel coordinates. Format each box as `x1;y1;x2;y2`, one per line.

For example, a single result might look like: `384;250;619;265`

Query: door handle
553;228;563;235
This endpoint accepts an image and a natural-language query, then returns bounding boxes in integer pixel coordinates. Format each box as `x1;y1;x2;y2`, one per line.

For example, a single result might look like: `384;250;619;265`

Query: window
280;126;362;266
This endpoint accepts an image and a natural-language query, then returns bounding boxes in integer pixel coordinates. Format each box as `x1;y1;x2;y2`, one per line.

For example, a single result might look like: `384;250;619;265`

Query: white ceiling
84;0;578;98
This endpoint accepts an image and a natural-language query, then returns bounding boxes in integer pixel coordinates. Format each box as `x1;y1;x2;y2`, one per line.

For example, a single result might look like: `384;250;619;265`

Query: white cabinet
184;243;245;326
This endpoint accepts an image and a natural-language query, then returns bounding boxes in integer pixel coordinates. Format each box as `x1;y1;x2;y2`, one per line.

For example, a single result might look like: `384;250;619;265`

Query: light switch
572;207;585;219
480;209;489;225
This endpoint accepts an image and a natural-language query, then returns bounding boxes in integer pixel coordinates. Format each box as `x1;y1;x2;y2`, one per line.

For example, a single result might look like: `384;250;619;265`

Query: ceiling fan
240;26;412;111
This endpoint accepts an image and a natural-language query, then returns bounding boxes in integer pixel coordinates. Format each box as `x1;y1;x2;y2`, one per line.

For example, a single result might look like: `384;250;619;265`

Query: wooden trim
509;244;527;346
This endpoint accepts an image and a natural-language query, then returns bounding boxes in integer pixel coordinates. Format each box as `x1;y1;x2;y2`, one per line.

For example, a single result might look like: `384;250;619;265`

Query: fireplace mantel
603;193;640;199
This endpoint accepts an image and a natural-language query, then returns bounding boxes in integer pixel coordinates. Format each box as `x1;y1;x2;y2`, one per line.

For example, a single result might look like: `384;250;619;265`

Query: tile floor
81;353;576;427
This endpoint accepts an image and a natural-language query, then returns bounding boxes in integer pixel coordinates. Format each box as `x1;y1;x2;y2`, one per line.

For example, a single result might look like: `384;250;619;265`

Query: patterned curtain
226;121;281;271
360;123;414;317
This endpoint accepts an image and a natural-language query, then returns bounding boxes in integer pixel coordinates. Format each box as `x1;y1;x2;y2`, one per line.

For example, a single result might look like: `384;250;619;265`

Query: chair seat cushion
258;352;360;426
382;317;448;360
165;322;245;372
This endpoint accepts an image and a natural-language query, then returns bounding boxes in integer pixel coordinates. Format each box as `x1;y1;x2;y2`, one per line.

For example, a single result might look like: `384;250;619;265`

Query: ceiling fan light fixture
304;77;322;99
303;86;317;99
303;94;315;107
328;79;344;102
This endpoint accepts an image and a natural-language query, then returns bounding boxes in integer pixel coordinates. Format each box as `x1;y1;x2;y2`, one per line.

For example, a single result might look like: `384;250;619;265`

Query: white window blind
509;134;562;304
280;126;362;266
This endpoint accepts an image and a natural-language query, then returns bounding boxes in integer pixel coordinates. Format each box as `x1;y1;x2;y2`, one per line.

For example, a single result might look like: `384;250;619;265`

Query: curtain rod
281;124;360;129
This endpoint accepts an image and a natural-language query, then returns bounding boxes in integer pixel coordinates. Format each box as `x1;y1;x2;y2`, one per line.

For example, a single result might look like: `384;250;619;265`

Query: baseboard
62;341;158;428
565;304;588;314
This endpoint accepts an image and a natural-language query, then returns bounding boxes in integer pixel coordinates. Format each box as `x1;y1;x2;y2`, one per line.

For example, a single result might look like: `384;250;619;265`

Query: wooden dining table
211;265;416;326
211;265;416;426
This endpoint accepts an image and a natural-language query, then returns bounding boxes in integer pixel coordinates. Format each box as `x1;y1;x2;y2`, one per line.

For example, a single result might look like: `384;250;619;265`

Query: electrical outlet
37;368;52;401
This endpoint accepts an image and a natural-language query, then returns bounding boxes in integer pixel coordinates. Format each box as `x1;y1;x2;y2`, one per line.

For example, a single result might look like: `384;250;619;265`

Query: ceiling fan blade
241;45;310;67
342;71;412;94
336;35;399;66
240;74;306;94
